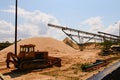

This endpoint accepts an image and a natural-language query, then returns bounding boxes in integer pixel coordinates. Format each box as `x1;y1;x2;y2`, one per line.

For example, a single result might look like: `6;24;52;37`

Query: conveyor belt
87;61;120;80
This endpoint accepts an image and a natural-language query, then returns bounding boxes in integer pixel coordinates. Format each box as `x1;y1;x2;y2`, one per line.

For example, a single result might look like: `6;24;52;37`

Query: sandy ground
0;37;118;80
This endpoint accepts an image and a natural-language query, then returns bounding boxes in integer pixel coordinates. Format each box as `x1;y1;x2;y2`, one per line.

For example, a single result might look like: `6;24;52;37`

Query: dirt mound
84;42;101;49
0;37;76;61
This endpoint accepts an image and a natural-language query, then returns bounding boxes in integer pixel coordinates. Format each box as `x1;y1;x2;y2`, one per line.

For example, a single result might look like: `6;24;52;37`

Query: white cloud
1;5;59;24
104;23;119;35
0;20;15;41
80;16;120;38
0;5;65;42
1;6;119;42
0;20;14;34
81;16;104;33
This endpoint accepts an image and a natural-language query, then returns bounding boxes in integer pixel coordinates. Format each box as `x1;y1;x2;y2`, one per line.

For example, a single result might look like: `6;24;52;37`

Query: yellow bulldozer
6;44;61;70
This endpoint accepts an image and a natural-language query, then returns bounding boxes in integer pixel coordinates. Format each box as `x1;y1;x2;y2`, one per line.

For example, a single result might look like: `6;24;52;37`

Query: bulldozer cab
18;44;36;60
20;44;35;53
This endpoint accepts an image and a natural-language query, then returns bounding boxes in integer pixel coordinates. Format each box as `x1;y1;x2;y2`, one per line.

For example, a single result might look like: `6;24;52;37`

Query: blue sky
0;0;120;42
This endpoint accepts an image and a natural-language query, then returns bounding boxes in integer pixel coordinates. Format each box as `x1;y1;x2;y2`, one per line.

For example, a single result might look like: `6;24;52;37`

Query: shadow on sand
3;69;31;78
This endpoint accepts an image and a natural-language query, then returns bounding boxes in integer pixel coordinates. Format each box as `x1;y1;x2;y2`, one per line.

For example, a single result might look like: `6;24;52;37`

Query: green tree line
0;41;12;50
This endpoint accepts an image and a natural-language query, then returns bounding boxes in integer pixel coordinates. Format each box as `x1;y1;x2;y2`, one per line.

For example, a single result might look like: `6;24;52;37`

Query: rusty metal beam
98;31;119;38
69;34;102;40
48;24;119;41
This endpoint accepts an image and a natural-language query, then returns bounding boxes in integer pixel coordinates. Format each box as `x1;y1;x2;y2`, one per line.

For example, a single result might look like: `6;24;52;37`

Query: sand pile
84;43;101;49
0;37;76;61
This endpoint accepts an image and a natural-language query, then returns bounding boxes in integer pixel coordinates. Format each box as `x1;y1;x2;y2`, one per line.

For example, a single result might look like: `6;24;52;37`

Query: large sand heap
0;37;76;61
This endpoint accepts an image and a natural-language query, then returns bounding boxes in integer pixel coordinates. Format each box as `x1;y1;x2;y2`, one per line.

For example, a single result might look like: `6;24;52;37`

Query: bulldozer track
18;57;61;70
0;67;15;74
